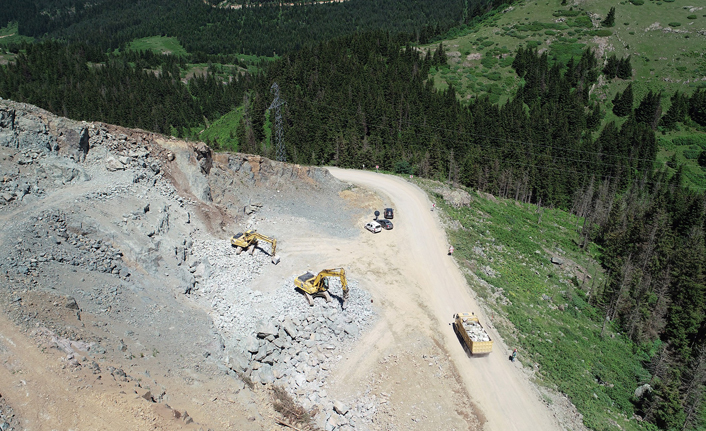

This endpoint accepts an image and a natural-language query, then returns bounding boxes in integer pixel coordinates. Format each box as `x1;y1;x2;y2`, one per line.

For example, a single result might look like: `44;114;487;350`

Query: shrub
499;56;514;67
683;149;700;159
668;22;681;26
699;151;706;167
673;135;706;148
589;29;613;36
394;160;413;175
629;31;635;35
686;15;697;19
481;56;499;68
545;30;557;35
482;40;495;47
486;72;502;81
676;66;687;72
629;0;644;4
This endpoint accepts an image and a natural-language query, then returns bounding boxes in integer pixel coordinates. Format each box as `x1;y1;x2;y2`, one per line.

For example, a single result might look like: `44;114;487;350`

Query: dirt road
328;167;561;431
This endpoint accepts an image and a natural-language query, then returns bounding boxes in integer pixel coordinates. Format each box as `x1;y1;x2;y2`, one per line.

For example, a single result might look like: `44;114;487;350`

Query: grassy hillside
198;106;244;152
425;0;706;189
127;36;188;56
427;0;705;102
0;22;33;46
421;181;653;431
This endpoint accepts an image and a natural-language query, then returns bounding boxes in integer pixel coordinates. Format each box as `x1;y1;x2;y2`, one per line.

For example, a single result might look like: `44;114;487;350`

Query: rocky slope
0;98;376;430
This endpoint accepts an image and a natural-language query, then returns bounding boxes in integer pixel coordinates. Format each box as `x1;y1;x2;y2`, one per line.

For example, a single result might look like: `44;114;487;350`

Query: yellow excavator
230;230;280;264
294;268;349;308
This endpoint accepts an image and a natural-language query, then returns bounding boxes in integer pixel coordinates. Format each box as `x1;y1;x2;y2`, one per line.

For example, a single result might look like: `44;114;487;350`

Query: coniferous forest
0;0;503;55
1;3;706;429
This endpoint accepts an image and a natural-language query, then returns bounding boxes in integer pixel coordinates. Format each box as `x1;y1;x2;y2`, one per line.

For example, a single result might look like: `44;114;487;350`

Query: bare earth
326;168;562;431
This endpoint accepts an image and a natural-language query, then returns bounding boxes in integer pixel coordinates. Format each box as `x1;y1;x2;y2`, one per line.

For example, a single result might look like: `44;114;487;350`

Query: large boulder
225;349;251;373
256;321;278;338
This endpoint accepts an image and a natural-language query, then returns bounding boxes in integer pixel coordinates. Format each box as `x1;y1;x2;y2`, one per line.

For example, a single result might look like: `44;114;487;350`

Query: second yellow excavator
230;230;280;264
294;268;349;308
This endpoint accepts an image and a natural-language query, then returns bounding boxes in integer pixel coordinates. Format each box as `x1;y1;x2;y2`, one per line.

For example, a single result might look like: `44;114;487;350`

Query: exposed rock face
0;102;90;161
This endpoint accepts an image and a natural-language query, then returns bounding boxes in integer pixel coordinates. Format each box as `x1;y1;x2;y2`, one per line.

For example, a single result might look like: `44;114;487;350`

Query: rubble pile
462;319;491;342
190;239;378;430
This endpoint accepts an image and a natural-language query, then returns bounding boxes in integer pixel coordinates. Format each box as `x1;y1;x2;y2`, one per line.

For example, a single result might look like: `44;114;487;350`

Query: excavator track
305;292;314;306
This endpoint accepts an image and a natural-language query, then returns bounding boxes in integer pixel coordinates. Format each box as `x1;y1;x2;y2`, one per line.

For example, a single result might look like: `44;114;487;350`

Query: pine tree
660;91;689;130
612;83;633;117
602;7;616;27
617;56;632;80
635;91;662;130
603;54;619;79
689;88;706;126
698;151;706;168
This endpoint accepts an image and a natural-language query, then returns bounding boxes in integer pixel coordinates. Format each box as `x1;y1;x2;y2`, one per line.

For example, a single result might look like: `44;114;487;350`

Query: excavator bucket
342;290;350;310
271;255;281;265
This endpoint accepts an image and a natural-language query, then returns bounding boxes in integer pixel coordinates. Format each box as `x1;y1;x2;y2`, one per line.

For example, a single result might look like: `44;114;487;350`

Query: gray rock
105;156;125;171
243;336;260;353
272;362;288;379
65;296;79;310
257;321;278;338
226;349;251;373
294;373;306;387
334;400;349;415
551;256;564;265
253;345;267;362
634;383;652;399
343;323;359;337
259;364;275;384
282;317;298;339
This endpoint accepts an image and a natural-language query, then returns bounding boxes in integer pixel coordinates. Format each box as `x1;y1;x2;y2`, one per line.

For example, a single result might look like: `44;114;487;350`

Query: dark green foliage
634;90;662;130
393;160;413;174
698;151;706;167
603;54;618;78
689;88;706;126
603;54;632;79
617;56;632;79
612;83;634;117
602;7;616;27
0;41;241;134
660;91;689;130
3;0;467;56
588;29;613;37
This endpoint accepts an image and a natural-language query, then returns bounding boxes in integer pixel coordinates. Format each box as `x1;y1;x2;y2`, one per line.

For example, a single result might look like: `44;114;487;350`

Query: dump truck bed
454;312;493;354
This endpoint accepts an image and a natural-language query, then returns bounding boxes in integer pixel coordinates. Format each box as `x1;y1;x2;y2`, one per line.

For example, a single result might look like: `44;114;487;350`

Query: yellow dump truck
453;312;493;355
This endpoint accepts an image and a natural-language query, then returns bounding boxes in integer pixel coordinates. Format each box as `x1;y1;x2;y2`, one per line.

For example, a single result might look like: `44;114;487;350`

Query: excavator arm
230;230;280;264
314;268;349;306
251;233;277;257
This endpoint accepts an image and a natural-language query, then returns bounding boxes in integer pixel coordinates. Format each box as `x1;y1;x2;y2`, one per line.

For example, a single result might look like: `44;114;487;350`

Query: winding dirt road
328;167;561;431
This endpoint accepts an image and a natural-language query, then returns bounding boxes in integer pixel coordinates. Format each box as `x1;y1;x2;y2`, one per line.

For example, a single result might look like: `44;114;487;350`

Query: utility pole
268;82;287;162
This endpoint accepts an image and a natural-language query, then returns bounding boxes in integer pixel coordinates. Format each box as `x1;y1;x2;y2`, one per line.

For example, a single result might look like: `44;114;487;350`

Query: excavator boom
230;230;280;264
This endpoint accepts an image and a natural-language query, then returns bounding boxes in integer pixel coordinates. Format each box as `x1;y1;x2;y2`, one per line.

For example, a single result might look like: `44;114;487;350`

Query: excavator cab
294;268;349;309
230;230;281;264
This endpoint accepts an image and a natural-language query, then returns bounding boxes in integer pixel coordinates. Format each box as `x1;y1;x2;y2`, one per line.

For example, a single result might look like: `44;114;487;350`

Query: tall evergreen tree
689;88;706;127
617;56;632;80
603;54;619;79
635;90;662;130
612;83;633;117
602;7;616;27
660;91;689;130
